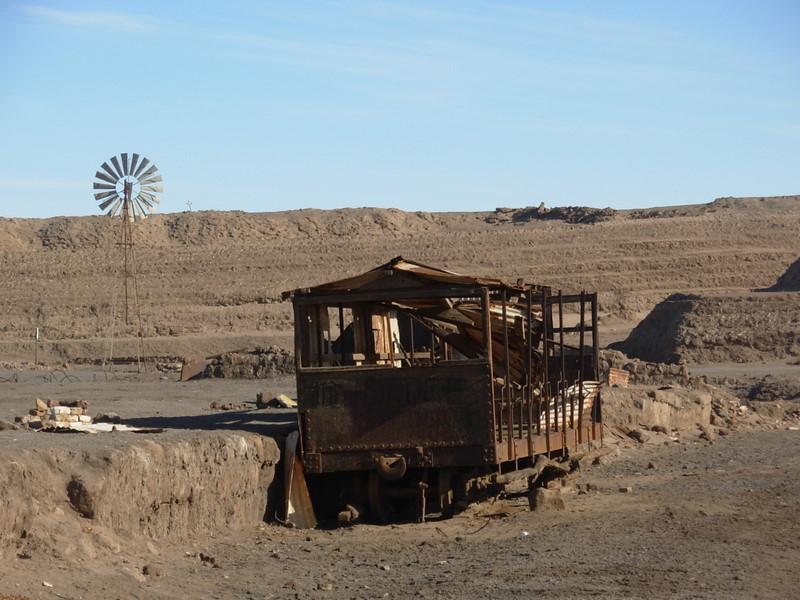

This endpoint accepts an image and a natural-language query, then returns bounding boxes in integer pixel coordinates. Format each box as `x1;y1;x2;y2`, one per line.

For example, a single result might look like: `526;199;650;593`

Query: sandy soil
1;370;798;600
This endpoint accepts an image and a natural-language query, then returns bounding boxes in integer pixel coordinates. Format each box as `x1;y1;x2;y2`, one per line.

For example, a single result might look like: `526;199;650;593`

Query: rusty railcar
285;257;602;521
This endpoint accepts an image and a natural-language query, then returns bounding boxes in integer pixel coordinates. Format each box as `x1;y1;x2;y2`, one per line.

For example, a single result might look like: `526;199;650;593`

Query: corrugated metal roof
285;256;524;297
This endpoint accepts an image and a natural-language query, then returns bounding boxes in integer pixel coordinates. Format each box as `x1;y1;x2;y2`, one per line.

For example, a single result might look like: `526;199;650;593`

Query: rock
337;504;360;526
95;413;121;424
651;424;669;434
0;418;17;431
66;477;96;519
698;425;716;442
528;487;566;511
628;429;651;444
619;487;633;493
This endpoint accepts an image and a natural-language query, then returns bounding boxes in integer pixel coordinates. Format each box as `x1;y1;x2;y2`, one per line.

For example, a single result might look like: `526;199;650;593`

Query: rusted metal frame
525;288;534;456
294;285;486;306
338;303;346;364
386;312;397;366
548;292;593;304
591;292;602;443
541;290;550;455
409;314;415;366
293;299;305;369
558;291;567;449
314;305;325;367
577;292;586;444
502;289;513;459
481;287;497;446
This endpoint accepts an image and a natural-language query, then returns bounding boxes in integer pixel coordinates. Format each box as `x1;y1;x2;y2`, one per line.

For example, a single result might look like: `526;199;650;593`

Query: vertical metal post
293;300;304;370
558;291;567;449
482;287;497;443
525;289;534;456
34;327;39;364
591;293;602;443
577;292;586;443
338;304;345;364
315;305;324;367
502;290;513;458
409;314;415;366
541;290;550;454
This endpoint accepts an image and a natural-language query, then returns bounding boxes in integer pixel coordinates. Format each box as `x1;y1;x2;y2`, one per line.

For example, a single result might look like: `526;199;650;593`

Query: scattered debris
203;346;295;379
11;399;161;434
528;487;566;512
210;401;247;411
256;392;297;409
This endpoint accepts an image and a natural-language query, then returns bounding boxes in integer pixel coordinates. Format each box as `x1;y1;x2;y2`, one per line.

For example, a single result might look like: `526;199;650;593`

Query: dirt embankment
610;291;800;364
0;430;279;563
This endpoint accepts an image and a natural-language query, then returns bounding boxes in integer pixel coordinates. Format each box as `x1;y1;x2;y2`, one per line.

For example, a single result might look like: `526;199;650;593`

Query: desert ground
1;196;799;599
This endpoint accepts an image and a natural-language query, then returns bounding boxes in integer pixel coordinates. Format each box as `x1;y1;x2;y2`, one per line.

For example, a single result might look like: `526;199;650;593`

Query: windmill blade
109;156;125;179
140;184;163;194
129;153;140;177
94;190;118;202
93;182;116;190
137;165;159;181
95;170;117;185
121;153;129;176
132;157;150;178
139;174;163;186
99;196;119;211
100;162;118;181
105;198;123;216
133;200;147;221
137;197;154;210
135;197;154;215
138;191;161;204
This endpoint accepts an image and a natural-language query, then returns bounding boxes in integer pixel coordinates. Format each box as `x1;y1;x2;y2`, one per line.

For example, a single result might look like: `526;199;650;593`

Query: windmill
93;153;163;369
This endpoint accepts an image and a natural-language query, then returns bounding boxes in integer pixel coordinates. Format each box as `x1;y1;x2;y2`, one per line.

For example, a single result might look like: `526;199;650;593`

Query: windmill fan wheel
93;153;163;220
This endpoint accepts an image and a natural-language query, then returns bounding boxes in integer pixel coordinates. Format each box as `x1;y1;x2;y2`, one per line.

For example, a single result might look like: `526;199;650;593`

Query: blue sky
0;1;797;218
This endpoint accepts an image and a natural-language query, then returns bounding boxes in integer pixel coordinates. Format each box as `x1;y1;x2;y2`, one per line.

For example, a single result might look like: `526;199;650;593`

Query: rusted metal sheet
299;362;492;460
608;367;630;388
180;358;208;381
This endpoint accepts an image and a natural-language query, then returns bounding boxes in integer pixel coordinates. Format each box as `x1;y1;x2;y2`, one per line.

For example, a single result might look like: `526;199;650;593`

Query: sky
0;1;798;219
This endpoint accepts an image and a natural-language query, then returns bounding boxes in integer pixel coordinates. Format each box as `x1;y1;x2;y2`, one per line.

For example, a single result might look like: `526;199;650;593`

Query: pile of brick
17;398;93;429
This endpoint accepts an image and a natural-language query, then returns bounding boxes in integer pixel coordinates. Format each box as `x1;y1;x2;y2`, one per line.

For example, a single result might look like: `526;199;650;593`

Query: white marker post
35;327;40;364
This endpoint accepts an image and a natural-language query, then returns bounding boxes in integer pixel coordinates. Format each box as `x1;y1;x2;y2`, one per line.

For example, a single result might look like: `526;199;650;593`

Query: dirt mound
203;346;295;379
488;204;617;224
610;292;800;364
769;256;800;291
600;349;693;387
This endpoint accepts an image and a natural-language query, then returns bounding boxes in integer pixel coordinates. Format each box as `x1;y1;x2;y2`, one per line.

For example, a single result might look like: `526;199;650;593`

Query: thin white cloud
0;178;84;190
23;5;159;32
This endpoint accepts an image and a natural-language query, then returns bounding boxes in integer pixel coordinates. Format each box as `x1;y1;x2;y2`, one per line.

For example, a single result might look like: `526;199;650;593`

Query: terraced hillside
0;196;797;363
